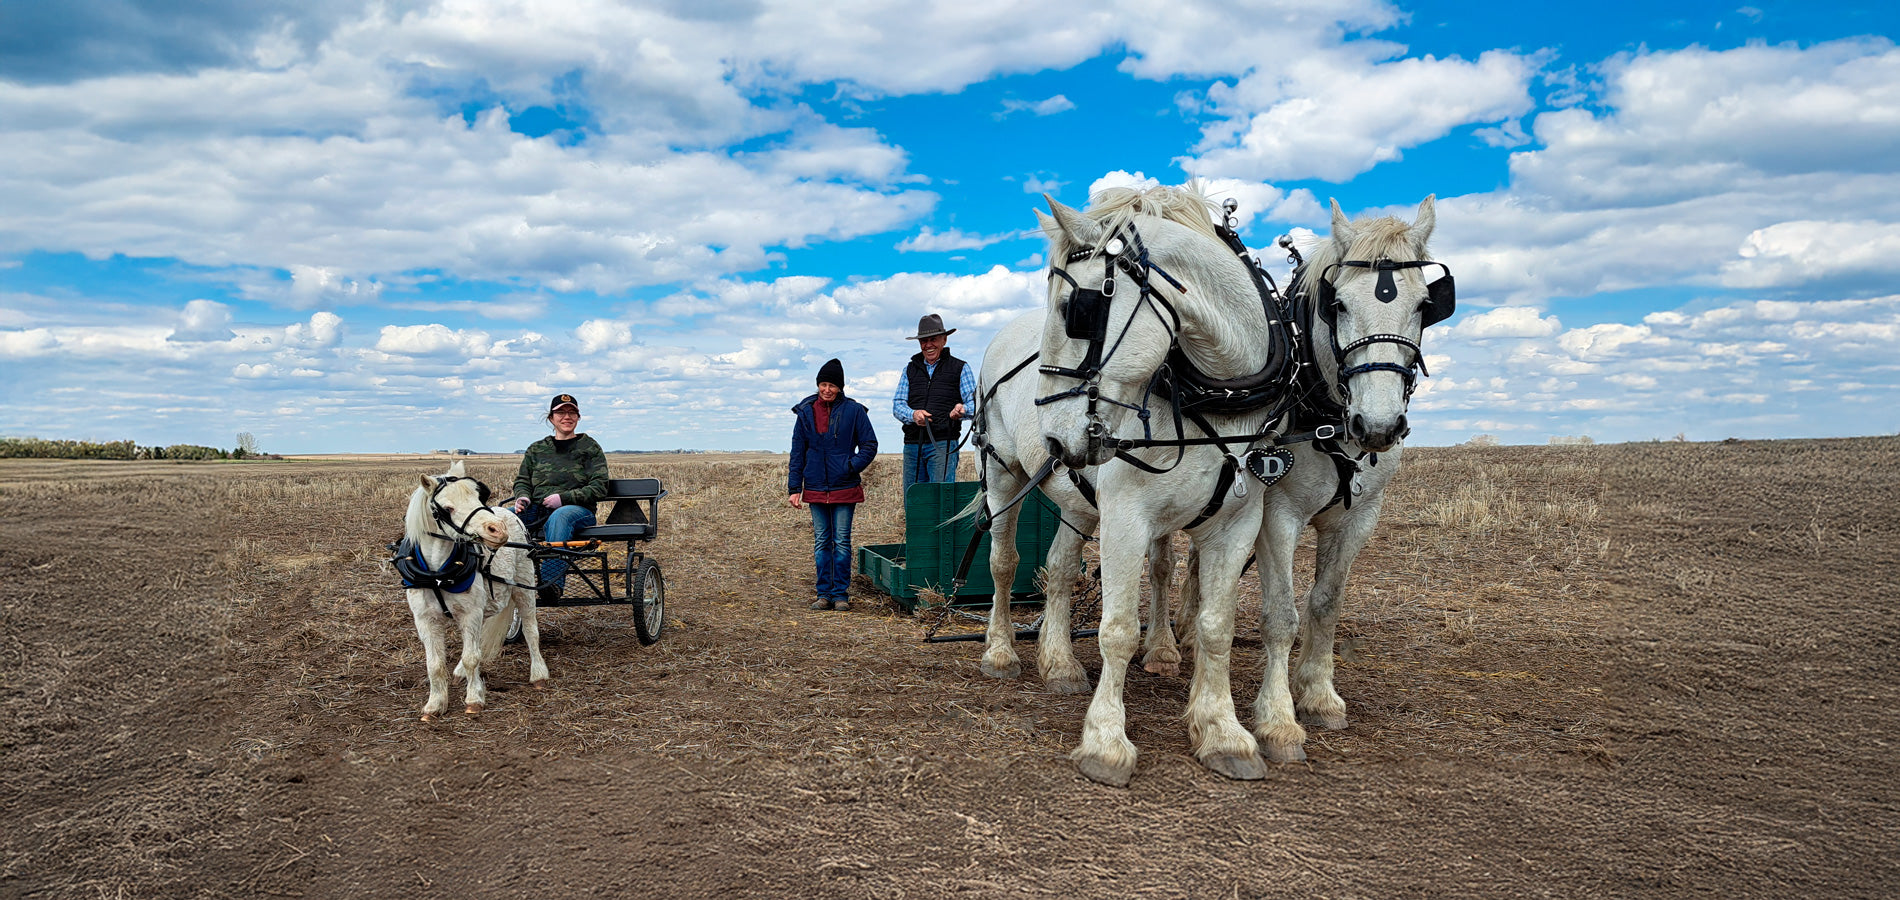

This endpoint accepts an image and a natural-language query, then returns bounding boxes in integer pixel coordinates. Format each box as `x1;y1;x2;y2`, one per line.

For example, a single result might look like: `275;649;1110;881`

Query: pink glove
542;493;562;508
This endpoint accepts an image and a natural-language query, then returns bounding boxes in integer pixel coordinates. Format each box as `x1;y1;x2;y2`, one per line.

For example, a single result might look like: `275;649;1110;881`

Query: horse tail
948;487;988;526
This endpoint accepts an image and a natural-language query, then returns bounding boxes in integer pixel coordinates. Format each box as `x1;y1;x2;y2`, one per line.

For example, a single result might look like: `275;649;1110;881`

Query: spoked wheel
627;556;665;645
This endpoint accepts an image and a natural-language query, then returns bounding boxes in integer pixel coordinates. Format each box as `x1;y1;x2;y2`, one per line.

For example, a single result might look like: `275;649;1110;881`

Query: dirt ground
2;439;1895;899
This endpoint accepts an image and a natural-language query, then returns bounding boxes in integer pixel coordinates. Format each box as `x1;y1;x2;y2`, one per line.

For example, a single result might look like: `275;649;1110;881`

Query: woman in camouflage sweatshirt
509;393;611;546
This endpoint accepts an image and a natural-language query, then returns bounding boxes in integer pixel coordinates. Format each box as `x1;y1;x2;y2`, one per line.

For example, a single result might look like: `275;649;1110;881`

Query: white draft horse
397;461;547;721
1031;186;1294;786
1174;196;1454;755
1253;196;1452;744
970;311;1190;693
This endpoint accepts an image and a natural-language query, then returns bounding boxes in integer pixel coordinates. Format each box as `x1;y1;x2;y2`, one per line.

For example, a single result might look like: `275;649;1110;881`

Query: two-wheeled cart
513;477;669;644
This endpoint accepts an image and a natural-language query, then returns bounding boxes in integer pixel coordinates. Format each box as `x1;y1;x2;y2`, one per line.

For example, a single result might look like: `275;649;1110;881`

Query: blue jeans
521;504;595;590
902;440;958;493
809;502;856;602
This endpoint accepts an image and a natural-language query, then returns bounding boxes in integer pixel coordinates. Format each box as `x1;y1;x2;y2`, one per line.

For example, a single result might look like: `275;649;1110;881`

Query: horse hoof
1201;751;1268;781
420;714;437;723
979;659;1022;680
1141;661;1180;677
531;680;547;690
1044;673;1091;694
1264;742;1307;764
464;704;483;715
1299;711;1348;731
1075;756;1134;788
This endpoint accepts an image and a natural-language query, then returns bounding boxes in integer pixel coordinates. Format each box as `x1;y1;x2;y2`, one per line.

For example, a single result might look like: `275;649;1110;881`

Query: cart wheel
629;557;665;645
503;607;524;644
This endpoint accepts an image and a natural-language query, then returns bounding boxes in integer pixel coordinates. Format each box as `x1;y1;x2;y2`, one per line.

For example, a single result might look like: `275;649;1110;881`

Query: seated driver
509;393;610;593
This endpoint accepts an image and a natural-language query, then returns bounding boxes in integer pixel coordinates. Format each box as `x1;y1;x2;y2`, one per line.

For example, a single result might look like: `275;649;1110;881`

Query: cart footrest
574;523;652;541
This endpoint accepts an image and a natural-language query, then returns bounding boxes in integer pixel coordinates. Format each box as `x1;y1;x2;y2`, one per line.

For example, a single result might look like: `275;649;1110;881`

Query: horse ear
1046;195;1102;248
448;460;466;477
1329;198;1355;252
420;474;436;489
1035;208;1062;243
1411;195;1437;253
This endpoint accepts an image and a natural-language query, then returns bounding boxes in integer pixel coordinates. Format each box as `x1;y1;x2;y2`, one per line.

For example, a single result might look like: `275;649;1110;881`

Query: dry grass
67;443;1614;774
8;439;1898;898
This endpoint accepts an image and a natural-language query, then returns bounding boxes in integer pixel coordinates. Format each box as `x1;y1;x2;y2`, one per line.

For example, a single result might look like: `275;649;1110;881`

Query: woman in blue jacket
787;358;878;611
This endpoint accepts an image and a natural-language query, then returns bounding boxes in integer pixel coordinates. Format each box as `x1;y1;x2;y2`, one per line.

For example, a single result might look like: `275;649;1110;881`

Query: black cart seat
574;478;666;541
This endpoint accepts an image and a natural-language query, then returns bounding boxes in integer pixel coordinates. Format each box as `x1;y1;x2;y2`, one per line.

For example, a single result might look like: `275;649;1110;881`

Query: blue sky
3;0;1898;453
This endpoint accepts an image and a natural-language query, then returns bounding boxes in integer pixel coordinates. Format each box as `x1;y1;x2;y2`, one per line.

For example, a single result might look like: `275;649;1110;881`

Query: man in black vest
893;313;976;493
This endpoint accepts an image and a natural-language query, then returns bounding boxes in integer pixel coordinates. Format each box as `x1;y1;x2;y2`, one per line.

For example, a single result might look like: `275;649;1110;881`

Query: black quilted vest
902;351;966;444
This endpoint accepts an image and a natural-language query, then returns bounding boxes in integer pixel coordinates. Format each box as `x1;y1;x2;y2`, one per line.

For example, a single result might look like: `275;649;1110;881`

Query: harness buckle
1313;424;1337;441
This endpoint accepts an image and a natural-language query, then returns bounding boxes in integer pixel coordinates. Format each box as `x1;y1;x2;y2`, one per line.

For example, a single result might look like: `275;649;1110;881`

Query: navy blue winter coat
788;393;878;496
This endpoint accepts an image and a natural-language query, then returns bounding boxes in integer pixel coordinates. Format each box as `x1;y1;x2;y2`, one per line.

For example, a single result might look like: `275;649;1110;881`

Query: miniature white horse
1033;186;1295;786
1173;196;1454;756
970;311;1189;694
398;461;547;721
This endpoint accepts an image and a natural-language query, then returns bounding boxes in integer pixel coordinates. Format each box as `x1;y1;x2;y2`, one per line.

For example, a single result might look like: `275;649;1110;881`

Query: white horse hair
1028;184;1292;786
401;460;547;721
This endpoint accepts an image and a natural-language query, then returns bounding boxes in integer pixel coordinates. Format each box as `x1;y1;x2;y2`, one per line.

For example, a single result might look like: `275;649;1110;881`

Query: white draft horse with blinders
1174;196;1454;756
398;461;547;721
971;312;1196;693
1032;185;1296;786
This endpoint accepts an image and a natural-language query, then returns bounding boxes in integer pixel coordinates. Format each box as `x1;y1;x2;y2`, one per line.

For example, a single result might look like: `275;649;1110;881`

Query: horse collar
392;537;483;617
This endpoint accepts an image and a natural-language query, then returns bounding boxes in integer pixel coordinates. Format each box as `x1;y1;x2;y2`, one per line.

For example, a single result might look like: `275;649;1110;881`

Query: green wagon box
857;481;1065;612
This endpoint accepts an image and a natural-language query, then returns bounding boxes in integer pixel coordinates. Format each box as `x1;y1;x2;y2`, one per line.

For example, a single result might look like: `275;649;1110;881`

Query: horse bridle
1311;257;1455;402
1035;223;1188;452
428;475;494;542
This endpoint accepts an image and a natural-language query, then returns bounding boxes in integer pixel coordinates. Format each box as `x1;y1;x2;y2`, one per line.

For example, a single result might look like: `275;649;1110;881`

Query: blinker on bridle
1035;226;1189;456
1314;257;1456;400
428;475;494;541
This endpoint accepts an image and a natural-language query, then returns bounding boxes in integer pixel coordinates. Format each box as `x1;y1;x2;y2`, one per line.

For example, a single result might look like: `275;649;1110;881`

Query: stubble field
2;438;1896;898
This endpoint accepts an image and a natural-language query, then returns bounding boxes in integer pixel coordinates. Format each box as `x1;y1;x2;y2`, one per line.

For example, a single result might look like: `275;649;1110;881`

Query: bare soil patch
2;439;1894;898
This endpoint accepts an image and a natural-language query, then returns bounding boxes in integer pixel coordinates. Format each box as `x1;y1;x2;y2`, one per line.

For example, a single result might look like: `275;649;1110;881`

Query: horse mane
1051;183;1225;262
1302;211;1431;279
405;483;434;542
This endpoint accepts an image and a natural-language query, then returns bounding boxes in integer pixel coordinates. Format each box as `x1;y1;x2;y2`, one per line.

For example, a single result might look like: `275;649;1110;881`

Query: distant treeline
0;437;263;460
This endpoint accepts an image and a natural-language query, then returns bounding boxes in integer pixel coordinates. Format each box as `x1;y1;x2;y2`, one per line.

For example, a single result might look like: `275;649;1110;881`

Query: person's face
817;382;841;402
918;334;947;361
549;407;580;434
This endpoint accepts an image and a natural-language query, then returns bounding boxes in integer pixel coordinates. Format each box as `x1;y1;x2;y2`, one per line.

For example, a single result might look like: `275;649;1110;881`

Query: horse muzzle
1045;436;1099;471
1347;412;1409;453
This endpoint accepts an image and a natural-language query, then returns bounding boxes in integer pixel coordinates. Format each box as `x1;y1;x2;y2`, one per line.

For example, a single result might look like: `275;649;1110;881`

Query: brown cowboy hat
906;314;956;340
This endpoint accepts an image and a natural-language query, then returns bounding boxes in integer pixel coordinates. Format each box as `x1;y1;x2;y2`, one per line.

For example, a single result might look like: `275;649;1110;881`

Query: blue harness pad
393;538;480;593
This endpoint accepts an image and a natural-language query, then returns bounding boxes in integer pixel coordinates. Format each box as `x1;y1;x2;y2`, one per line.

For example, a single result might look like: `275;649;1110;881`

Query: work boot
832;599;851;612
809;598;832;610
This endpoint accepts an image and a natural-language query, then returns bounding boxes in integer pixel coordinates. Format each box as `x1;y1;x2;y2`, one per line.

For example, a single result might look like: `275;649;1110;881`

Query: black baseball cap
548;394;580;413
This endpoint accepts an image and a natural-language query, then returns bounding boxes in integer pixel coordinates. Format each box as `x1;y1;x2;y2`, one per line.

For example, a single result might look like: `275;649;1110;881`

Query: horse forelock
1049;184;1224;263
1308;214;1431;277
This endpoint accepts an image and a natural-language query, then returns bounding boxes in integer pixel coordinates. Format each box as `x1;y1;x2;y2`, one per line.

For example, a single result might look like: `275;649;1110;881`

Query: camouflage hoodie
513;433;610;514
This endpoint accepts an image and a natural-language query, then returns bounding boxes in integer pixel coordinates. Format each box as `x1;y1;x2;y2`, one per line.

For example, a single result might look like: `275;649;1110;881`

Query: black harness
1282;238;1457;510
1034;214;1309;529
388;475;517;617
